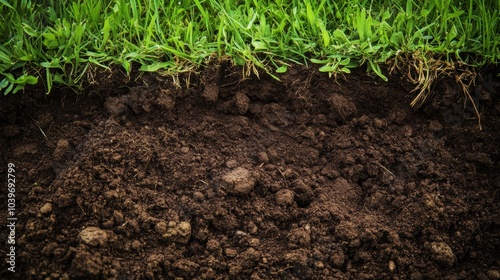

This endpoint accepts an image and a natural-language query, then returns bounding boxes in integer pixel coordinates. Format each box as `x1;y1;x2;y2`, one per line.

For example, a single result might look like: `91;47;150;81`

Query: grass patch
1;0;499;99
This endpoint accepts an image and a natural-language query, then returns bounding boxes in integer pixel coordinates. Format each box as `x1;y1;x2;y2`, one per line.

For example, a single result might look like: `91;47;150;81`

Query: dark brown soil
1;65;499;280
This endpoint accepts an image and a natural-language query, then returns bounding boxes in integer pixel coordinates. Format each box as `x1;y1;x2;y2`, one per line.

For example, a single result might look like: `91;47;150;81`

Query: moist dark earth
0;64;499;280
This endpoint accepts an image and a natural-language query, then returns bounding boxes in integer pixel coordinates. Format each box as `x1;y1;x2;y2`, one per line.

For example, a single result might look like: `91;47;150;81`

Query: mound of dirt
0;66;499;279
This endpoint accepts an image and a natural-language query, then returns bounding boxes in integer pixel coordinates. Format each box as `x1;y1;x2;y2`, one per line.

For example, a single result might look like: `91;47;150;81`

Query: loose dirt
0;65;499;279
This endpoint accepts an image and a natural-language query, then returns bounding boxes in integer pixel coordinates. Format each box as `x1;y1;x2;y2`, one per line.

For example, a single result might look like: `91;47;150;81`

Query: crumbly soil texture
1;65;499;280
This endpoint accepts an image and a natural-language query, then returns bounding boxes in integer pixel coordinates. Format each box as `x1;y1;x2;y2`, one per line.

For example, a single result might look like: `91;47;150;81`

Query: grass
1;0;499;103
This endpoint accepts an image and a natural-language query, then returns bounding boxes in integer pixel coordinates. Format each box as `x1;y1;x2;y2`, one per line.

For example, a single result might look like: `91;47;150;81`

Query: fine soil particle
0;65;499;279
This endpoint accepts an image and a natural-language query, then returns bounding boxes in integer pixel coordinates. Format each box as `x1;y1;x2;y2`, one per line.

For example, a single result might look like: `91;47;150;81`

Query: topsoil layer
0;65;499;280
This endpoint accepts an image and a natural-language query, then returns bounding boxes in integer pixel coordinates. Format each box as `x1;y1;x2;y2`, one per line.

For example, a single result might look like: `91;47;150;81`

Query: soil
0;64;499;280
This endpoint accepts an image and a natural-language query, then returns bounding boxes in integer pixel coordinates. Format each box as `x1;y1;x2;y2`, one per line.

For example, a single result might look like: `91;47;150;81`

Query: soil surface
0;65;499;280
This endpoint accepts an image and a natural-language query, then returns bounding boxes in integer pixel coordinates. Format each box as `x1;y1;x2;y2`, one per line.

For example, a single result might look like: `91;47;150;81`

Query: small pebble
248;238;260;247
225;248;238;258
40;203;53;215
388;260;396;272
235;230;248;237
257;152;269;163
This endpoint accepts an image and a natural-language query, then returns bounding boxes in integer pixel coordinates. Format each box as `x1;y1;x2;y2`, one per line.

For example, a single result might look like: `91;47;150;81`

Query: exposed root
390;52;482;130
